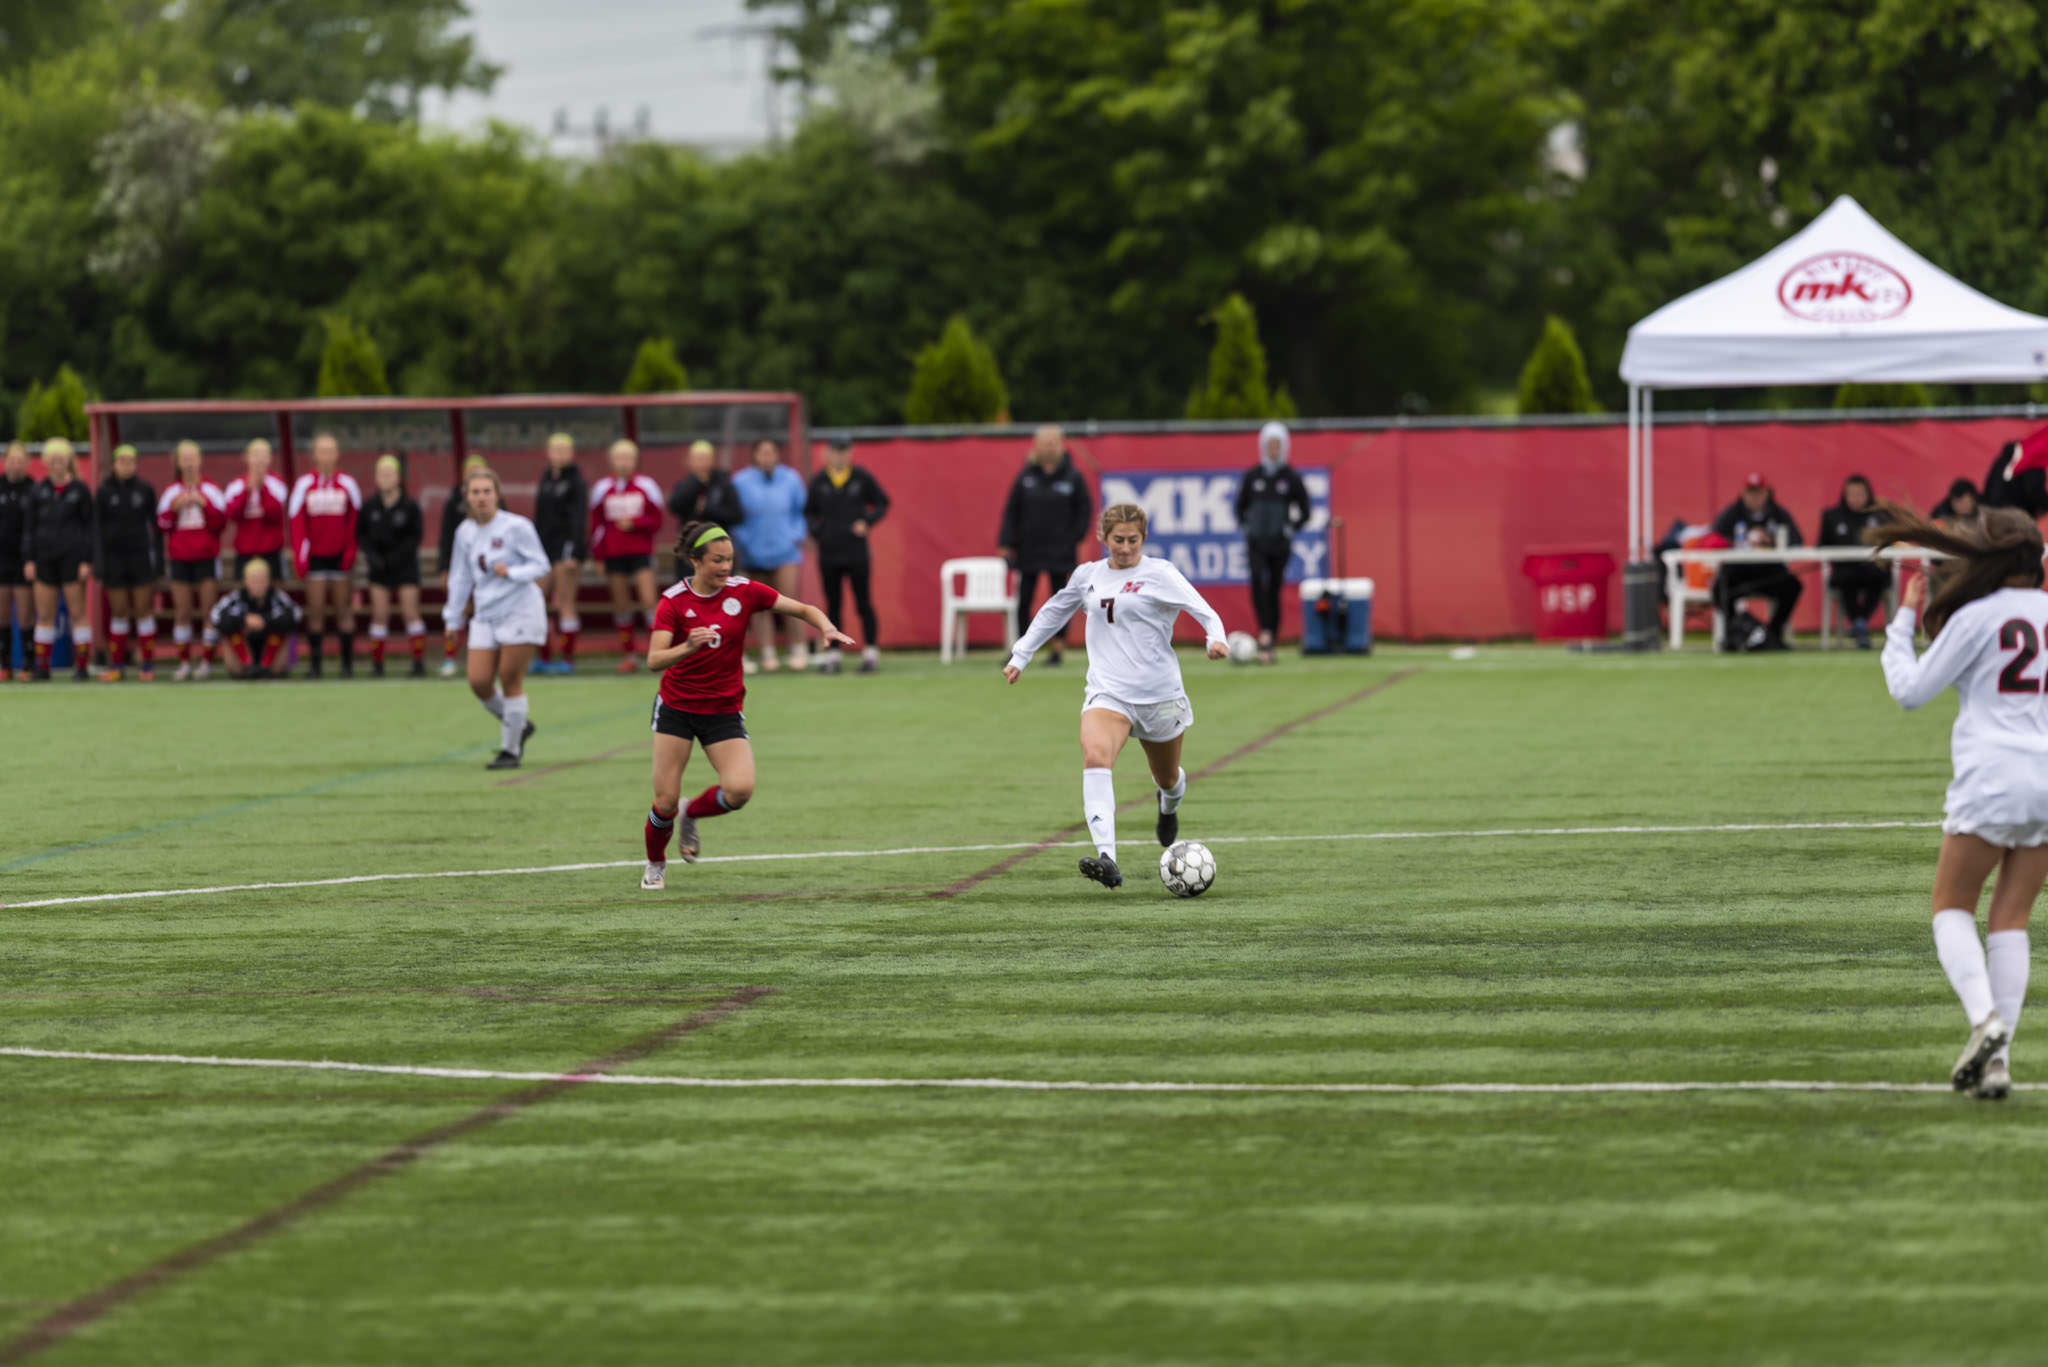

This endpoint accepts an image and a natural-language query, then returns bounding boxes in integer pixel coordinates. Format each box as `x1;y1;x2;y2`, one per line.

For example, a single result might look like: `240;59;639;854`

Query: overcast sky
422;0;788;154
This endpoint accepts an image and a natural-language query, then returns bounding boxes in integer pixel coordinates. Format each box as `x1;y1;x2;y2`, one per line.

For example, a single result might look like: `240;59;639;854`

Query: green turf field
5;645;2045;1365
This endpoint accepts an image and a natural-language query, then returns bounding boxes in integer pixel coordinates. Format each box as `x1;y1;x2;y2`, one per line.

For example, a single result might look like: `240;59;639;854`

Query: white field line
3;820;1941;911
0;1046;1991;1094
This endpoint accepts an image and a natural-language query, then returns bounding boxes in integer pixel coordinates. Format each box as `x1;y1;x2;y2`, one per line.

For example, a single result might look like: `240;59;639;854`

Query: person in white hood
1234;421;1312;664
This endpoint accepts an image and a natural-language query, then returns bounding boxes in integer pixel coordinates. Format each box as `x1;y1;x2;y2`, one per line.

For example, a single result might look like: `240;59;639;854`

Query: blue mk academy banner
1099;468;1331;585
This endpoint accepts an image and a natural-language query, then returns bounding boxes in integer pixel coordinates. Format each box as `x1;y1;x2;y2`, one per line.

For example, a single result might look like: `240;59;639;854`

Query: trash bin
1521;550;1615;641
1300;578;1374;655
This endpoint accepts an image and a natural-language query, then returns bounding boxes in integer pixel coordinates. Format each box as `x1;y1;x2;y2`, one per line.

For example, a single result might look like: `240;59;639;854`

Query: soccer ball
1226;631;1259;665
1159;840;1216;897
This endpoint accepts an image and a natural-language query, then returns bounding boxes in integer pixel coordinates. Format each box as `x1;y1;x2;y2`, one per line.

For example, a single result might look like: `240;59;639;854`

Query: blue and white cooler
1300;578;1373;655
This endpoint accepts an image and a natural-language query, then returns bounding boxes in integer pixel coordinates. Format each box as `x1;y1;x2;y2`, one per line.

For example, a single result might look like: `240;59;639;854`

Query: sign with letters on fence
1099;468;1330;585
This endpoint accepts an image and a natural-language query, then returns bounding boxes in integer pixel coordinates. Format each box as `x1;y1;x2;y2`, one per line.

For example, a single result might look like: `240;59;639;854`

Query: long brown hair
1864;501;2045;636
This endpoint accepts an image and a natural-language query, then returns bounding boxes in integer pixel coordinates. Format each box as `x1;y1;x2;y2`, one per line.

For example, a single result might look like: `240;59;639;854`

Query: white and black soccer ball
1226;631;1259;665
1159;840;1216;897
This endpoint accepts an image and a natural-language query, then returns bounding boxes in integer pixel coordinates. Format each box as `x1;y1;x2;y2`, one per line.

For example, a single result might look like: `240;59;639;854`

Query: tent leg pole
1643;390;1656;557
1627;386;1640;561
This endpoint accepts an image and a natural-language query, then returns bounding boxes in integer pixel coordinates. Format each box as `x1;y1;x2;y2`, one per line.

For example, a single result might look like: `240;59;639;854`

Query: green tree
904;315;1005;424
172;0;499;119
621;337;689;393
1186;294;1296;419
928;0;1570;416
316;315;390;396
1515;316;1601;415
1832;382;1932;410
16;364;92;440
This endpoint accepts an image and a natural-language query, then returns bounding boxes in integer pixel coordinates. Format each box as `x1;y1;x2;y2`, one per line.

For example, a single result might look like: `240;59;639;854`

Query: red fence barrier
845;416;2029;645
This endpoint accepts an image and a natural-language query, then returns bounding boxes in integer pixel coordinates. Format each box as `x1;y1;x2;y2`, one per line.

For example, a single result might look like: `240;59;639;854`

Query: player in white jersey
1873;504;2048;1099
444;467;552;770
1005;502;1229;888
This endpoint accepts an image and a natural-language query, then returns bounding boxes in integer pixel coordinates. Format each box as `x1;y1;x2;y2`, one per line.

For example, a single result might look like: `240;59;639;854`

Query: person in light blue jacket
731;439;810;671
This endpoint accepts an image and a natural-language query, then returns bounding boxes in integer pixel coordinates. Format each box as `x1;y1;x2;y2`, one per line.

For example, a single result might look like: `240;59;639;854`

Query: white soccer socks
1158;767;1187;815
501;694;529;757
1987;929;2030;1063
480;689;506;719
1082;767;1116;860
1934;909;1998;1026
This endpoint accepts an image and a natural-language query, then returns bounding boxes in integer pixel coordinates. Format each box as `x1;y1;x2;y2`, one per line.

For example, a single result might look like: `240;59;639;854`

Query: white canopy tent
1617;195;2048;559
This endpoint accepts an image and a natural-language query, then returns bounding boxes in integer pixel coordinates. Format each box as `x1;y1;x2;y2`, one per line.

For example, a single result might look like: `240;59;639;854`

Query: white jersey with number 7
1008;555;1228;703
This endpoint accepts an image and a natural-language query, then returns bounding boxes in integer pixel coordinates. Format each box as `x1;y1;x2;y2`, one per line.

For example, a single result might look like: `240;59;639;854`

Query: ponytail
1864;502;2045;636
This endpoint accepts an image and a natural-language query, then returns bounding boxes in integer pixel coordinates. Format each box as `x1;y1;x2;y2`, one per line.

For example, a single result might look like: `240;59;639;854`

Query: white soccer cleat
173;660;193;681
193;658;211;681
789;642;810;672
1952;1012;2010;1092
640;861;665;891
1975;1058;2013;1101
439;657;457;678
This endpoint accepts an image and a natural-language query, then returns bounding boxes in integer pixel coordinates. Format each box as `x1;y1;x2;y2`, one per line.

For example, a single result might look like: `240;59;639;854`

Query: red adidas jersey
155;480;227;561
288;471;362;573
587;474;664;558
222;474;289;555
653;575;782;713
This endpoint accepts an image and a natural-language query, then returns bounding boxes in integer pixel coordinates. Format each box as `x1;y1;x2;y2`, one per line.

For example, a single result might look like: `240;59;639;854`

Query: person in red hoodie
222;438;289;579
156;440;228;680
587;438;664;672
288;432;362;678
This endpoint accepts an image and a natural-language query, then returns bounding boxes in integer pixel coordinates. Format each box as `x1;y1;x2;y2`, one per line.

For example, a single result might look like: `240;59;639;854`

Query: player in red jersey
156;440;226;680
638;520;853;890
588;439;665;673
288;432;362;677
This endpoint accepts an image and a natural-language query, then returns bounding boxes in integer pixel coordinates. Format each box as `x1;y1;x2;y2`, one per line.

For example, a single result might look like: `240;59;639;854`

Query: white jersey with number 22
1884;586;2048;829
1009;555;1228;703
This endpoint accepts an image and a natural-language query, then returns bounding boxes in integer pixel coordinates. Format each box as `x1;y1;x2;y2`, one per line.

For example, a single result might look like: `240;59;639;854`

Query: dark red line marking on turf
494;743;639;788
929;667;1420;899
0;985;776;1364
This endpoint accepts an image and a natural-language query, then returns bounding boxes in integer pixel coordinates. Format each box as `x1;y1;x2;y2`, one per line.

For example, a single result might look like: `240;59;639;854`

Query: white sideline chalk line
4;820;1941;911
0;1047;1992;1094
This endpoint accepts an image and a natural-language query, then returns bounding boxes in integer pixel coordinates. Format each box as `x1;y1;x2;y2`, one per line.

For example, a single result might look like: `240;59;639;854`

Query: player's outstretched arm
1006;567;1089;681
1162;563;1231;659
771;594;856;649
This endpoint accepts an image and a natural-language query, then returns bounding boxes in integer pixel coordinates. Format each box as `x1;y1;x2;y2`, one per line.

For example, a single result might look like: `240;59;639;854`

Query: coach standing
807;439;889;674
998;425;1092;665
1236;421;1311;665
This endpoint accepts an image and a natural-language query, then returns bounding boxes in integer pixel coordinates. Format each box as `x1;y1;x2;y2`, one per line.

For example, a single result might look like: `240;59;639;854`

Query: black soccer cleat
522;719;536;747
409;658;426;678
371;658;385;678
1156;807;1178;848
485;750;521;770
1079;854;1123;889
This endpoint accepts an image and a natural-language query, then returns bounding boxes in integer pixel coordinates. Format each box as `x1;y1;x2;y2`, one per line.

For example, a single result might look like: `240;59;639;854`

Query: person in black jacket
359;454;427;678
0;441;32;679
95;443;161;681
211;556;302;679
806;439;889;673
1817;473;1888;649
437;455;489;676
1932;478;1986;531
24;438;96;680
998;426;1093;663
1236;422;1312;665
1710;472;1804;651
667;439;745;531
532;433;589;674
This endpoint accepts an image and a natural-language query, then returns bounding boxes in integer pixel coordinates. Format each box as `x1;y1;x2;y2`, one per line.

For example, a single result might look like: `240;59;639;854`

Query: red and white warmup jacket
587;474;665;559
154;480;228;563
288;471;362;574
221;473;289;558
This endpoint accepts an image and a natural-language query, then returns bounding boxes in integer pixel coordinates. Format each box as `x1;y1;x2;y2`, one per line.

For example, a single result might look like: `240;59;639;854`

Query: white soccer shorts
1083;690;1193;743
466;596;549;650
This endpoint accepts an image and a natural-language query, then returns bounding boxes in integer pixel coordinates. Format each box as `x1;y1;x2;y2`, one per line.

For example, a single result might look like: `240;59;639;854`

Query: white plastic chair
939;557;1017;663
